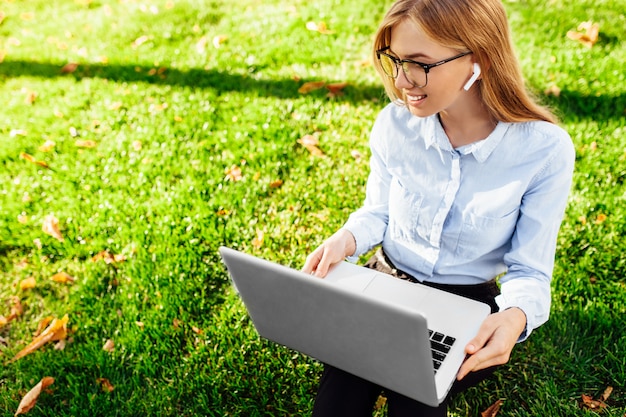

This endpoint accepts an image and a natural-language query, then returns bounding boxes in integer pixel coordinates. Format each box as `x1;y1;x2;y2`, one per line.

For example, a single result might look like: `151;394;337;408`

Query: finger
457;339;511;380
314;250;332;277
302;249;323;275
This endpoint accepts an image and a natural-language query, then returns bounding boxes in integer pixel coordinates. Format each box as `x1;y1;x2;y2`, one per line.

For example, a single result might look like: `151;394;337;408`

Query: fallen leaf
102;339;115;352
252;229;264;249
481;399;503;417
351;149;363;162
75;139;97;148
24;90;37;105
297;134;325;157
601;386;614;402
298;81;325;94
580;393;608;411
96;378;115;393
132;35;150;48
20;152;49;169
12;315;69;361
42;215;64;242
594;213;607;224
9;296;23;320
60;62;79;74
11;129;28;137
38;140;56;152
567;21;600;48
50;272;75;284
305;21;335;34
91;250;126;264
225;165;243;182
19;277;36;291
34;317;53;337
269;179;283;188
544;84;561;97
14;377;55;416
212;34;228;48
326;82;348;98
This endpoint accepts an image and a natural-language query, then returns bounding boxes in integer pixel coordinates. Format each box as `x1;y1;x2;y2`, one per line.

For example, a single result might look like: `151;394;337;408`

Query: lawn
0;0;624;416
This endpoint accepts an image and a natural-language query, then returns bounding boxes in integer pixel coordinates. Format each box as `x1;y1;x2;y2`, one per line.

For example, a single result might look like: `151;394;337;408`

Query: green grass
1;0;625;415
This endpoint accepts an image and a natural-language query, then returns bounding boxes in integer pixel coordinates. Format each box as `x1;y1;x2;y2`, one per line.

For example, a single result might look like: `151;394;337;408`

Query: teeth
407;94;426;101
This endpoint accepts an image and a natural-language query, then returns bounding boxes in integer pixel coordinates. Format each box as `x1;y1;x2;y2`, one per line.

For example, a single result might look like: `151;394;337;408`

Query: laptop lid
219;246;490;406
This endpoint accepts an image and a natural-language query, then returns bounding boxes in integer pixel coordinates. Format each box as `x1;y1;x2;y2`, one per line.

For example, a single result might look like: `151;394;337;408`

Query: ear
463;62;482;91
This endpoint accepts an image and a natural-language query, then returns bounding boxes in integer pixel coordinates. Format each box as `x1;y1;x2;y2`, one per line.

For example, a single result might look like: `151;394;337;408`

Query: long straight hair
372;0;557;124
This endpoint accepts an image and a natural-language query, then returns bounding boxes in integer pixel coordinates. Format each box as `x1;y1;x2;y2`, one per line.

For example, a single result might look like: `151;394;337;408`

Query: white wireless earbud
463;63;482;91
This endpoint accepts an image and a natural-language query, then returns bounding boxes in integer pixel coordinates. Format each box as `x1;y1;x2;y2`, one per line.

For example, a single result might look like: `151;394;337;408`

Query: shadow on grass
0;59;386;104
3;59;624;121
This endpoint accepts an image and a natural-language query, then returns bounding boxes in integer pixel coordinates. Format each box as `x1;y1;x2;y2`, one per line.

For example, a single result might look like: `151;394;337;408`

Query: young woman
302;0;575;415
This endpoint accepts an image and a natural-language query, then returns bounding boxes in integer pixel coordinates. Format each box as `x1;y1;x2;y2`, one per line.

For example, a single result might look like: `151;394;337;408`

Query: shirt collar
420;114;510;163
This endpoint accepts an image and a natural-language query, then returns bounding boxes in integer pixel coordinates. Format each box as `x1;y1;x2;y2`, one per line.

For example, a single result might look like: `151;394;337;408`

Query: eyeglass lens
378;54;427;87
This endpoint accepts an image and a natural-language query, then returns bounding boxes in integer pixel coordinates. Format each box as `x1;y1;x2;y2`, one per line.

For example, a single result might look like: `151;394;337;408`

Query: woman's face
389;19;475;118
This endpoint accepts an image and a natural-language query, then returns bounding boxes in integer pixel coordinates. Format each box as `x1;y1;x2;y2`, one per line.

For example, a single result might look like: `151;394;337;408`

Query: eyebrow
388;48;433;61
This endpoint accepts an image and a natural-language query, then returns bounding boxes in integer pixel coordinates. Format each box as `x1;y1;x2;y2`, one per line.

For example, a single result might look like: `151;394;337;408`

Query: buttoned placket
429;150;461;249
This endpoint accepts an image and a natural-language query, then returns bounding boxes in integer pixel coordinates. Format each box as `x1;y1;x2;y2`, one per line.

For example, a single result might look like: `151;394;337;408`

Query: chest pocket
456;209;519;258
388;178;429;247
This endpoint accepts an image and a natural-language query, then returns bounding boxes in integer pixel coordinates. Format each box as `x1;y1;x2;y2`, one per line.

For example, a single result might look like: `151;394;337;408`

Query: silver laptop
219;246;491;407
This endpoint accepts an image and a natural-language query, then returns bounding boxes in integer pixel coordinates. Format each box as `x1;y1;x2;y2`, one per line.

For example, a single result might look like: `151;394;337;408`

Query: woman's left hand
456;307;527;380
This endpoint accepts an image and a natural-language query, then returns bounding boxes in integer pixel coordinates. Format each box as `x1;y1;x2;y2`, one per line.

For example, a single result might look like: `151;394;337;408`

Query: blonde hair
373;0;557;124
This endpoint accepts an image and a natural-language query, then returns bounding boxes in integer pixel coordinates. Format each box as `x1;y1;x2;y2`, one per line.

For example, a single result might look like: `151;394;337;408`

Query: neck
438;98;497;148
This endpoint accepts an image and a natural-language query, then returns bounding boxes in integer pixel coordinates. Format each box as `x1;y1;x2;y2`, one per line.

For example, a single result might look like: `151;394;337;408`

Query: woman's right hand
302;229;356;278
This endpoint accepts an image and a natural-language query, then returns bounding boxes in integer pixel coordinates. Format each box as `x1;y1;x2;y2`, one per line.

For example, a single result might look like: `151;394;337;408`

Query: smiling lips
406;93;427;104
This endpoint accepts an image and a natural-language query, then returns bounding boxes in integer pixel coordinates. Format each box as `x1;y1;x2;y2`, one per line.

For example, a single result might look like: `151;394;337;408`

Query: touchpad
363;275;431;312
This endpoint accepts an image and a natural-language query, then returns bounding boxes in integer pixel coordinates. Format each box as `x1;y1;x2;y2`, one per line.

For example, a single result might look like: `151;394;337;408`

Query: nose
394;69;414;89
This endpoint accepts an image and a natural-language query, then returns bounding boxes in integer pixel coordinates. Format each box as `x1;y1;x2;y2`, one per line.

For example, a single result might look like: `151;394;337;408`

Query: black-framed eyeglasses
376;46;472;88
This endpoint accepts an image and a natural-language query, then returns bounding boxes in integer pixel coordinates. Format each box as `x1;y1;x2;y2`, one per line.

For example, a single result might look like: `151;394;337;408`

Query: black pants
312;249;501;417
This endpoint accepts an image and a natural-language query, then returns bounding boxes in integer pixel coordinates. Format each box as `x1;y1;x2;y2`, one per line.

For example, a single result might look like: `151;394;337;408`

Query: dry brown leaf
326;82;348;98
305;21;335;34
50;272;75;284
269;179;283;189
11;129;28;137
24;90;37;105
38;140;56;152
601;386;614;402
297;134;325;157
102;339;115;352
9;296;23;320
567;21;600;48
42;214;64;242
96;378;115;393
91;251;126;264
225;165;243;182
212;35;228;48
12;315;69;362
581;393;608;410
481;399;503;417
60;62;79;74
544;84;561;97
132;35;150;48
34;317;53;337
251;229;264;249
19;277;36;291
75;139;97;148
298;81;326;94
20;152;49;169
14;377;55;416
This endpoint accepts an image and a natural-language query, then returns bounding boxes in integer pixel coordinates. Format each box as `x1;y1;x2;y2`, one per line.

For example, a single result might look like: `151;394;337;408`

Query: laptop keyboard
428;330;456;374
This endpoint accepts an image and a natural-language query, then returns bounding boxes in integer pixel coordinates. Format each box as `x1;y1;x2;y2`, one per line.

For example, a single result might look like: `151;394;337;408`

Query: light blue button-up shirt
343;103;575;338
